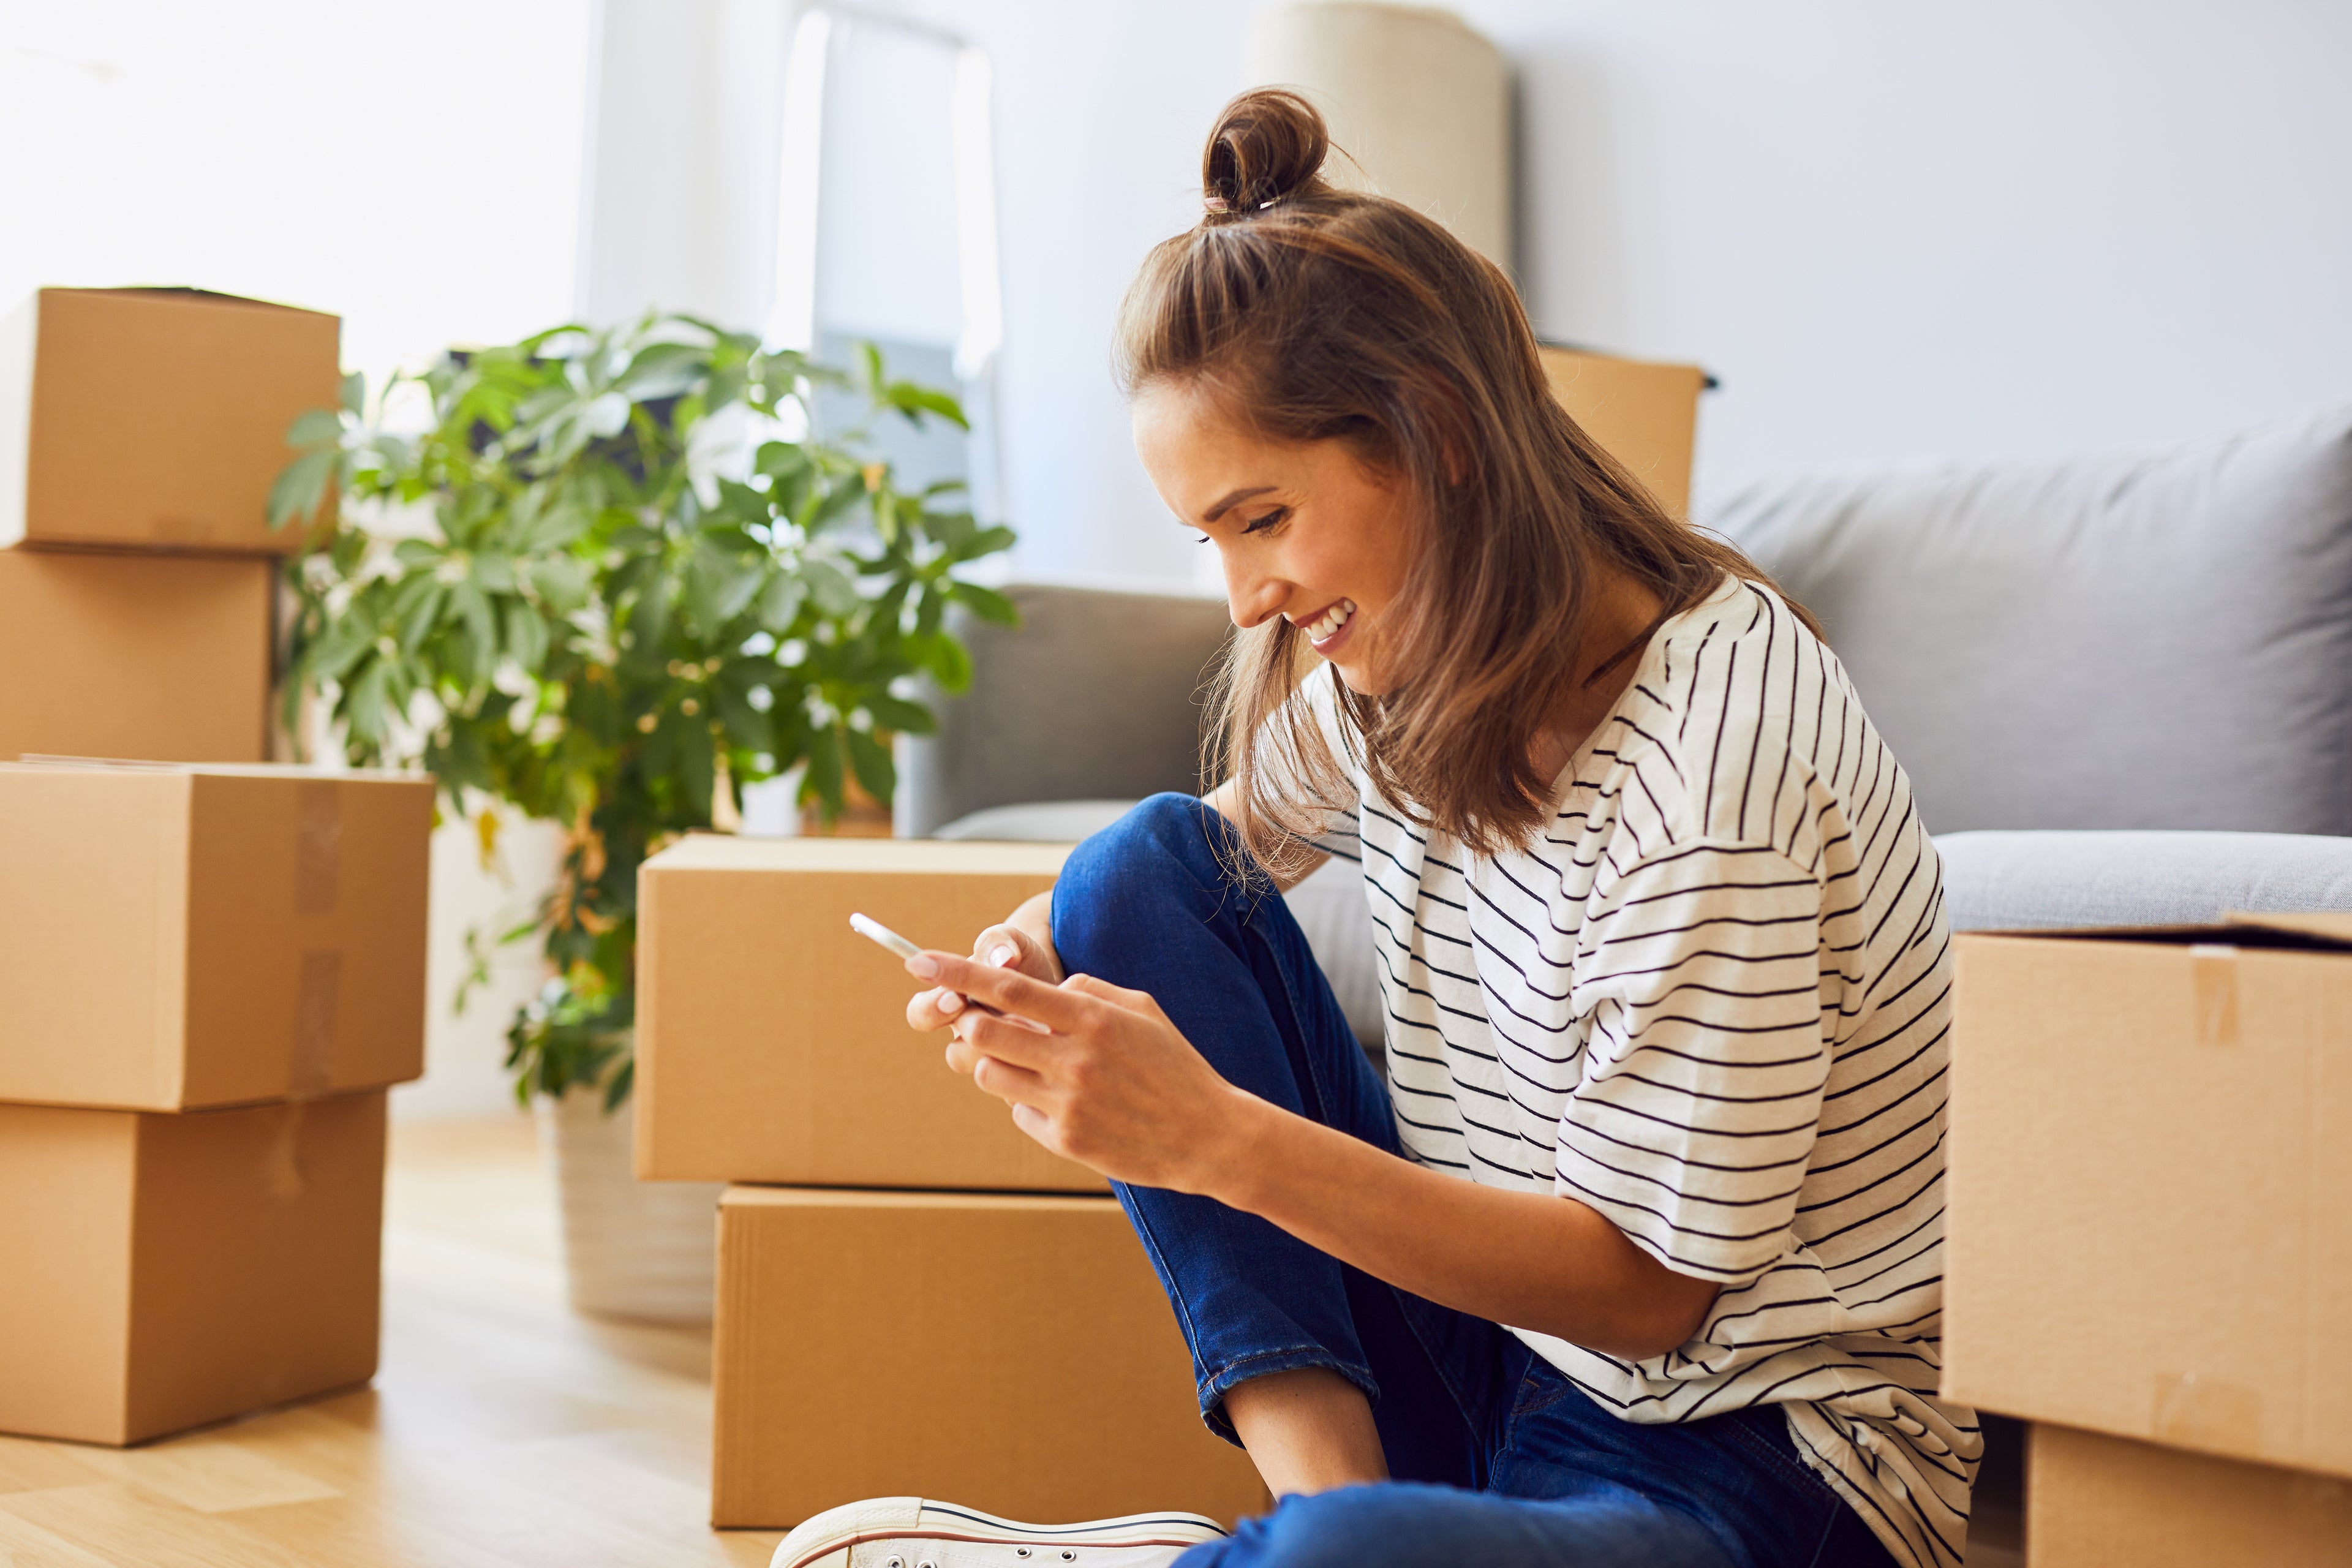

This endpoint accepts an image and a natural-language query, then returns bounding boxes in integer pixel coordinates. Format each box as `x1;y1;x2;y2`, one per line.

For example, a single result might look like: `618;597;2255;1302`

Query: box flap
2225;910;2352;947
1961;913;2352;953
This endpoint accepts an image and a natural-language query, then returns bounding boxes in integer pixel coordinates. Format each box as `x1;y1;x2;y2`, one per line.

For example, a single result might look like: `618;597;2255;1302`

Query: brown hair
1116;88;1812;869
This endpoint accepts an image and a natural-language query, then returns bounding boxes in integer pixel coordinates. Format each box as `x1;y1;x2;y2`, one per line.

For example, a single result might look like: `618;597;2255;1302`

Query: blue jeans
1051;795;1898;1568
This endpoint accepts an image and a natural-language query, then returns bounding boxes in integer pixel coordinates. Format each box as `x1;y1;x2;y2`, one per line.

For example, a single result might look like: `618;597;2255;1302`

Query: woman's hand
907;949;1261;1194
904;891;1062;1034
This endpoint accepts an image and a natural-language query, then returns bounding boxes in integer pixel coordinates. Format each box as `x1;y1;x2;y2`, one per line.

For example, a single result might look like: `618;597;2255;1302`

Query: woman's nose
1222;554;1287;631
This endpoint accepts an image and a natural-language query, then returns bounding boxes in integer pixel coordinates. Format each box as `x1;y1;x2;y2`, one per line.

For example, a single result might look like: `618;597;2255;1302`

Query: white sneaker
771;1497;1228;1568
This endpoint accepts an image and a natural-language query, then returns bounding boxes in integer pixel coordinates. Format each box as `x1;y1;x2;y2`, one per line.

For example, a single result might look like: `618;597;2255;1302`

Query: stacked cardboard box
637;837;1266;1529
1945;914;2352;1563
0;288;433;1446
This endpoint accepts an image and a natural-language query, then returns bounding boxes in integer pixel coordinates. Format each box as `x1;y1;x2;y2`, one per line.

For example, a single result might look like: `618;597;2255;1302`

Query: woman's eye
1240;507;1289;535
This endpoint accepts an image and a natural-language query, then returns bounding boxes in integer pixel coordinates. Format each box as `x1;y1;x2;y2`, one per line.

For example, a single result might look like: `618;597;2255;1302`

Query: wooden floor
0;1115;781;1568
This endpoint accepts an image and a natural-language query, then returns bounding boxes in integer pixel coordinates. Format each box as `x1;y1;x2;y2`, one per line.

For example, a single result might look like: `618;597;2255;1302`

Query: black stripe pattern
1306;577;1978;1568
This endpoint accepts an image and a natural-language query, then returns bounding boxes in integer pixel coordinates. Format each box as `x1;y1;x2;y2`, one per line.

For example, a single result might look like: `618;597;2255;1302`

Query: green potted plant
273;313;1014;1316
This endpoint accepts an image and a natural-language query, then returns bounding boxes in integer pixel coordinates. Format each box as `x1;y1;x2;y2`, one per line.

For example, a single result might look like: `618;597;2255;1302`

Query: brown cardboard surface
0;1090;385;1446
0;762;432;1110
2028;1423;2352;1567
0;549;272;763
636;835;1103;1189
0;287;340;553
1537;345;1707;519
712;1186;1268;1529
1943;930;2352;1479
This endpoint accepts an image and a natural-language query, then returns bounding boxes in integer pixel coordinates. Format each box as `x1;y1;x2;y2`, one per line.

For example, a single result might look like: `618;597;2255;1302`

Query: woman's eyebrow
1200;484;1278;523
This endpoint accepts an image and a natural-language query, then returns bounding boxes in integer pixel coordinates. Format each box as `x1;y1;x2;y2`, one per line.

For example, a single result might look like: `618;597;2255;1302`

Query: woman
776;90;1975;1568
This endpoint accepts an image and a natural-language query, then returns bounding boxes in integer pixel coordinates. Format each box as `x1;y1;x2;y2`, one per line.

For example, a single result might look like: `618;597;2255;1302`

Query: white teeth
1305;599;1355;642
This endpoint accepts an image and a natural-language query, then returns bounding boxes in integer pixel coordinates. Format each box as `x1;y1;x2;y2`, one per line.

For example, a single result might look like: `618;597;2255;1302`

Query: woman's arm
909;949;1719;1361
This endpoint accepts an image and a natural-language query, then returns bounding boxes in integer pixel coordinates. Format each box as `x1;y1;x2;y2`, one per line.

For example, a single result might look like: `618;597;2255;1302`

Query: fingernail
937;990;963;1015
907;954;940;979
988;944;1017;967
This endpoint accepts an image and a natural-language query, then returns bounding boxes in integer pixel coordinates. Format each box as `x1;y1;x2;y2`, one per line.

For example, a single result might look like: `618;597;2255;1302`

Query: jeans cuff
1197;1346;1382;1446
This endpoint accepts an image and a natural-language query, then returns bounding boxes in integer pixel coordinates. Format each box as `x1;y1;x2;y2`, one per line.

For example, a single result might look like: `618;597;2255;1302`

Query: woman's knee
1053;794;1245;969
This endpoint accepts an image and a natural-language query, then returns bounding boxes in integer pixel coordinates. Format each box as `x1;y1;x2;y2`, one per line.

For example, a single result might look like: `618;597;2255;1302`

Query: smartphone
849;912;1017;1020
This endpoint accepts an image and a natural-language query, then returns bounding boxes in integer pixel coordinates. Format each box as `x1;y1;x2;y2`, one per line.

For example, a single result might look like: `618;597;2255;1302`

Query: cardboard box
0;548;273;763
0;287;341;554
1537;344;1708;519
0;761;433;1110
2028;1422;2352;1567
713;1186;1268;1529
636;835;1104;1190
0;1090;386;1446
1942;914;2352;1479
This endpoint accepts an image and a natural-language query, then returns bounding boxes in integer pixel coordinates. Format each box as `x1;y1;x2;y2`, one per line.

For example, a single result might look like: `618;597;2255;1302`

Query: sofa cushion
1713;407;2352;835
1937;829;2352;931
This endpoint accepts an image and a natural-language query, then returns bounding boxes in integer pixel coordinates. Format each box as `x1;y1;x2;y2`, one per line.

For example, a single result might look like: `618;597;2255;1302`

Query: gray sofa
905;405;2352;1006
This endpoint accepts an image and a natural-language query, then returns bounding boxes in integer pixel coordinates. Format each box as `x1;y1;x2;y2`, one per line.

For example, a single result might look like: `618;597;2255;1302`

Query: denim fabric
1051;795;1897;1568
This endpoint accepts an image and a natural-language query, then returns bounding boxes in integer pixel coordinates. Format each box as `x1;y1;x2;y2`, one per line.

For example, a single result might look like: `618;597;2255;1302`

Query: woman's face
1131;380;1417;696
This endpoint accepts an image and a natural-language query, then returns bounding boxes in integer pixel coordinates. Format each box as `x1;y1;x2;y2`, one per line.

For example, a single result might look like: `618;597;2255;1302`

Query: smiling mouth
1297;598;1356;647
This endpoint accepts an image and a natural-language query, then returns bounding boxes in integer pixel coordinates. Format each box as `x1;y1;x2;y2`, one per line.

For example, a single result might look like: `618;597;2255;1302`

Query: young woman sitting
775;89;1975;1568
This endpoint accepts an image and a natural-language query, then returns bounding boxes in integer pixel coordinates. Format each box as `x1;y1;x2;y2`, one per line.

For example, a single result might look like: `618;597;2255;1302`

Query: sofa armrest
897;582;1234;837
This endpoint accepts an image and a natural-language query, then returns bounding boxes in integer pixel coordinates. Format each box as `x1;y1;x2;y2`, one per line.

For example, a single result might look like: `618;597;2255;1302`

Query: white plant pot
534;1085;725;1323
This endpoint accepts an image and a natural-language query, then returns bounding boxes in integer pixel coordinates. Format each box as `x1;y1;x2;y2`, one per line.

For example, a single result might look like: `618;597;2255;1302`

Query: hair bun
1203;88;1330;216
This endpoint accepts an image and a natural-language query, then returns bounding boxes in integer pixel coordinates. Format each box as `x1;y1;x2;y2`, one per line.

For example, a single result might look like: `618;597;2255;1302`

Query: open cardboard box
0;287;341;554
1943;911;2352;1480
0;761;432;1110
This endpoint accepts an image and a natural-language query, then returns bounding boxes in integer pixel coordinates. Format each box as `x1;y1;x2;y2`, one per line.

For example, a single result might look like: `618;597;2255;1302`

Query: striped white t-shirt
1310;574;1978;1568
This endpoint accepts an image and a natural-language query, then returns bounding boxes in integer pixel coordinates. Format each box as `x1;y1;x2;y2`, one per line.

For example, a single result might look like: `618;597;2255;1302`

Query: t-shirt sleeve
1553;839;1829;1284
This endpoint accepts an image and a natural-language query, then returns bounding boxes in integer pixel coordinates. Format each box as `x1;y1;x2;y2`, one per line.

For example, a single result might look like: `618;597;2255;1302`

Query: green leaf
451;581;499;683
286;409;344;448
864;693;938;735
947;581;1019;626
801;557;861;619
846;726;894;804
340;371;367;416
526;556;592;614
883;382;969;431
266;446;338;529
802;724;845;820
755;571;807;632
921;631;973;692
676;713;716;821
397;582;447;655
504;600;551;673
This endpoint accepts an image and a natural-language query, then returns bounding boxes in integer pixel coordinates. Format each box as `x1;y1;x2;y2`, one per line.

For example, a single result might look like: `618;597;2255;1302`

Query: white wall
820;0;2352;581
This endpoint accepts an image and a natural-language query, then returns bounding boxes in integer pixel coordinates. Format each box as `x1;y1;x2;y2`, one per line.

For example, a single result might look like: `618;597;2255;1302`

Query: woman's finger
904;985;966;1033
969;1050;1052;1107
909;950;1088;1030
956;1008;1069;1071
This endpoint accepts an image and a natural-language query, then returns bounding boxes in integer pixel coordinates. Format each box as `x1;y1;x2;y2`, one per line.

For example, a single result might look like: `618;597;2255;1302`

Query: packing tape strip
2152;1370;2263;1451
265;1097;310;1202
2188;944;2239;1047
293;951;341;1092
297;780;342;916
